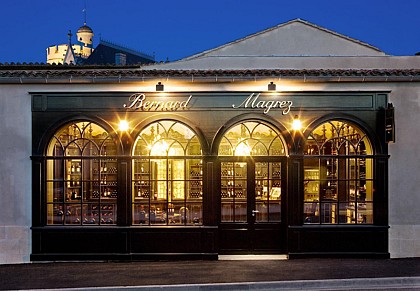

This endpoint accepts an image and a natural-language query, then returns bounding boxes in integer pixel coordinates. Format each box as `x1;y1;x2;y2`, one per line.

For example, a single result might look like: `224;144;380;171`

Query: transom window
132;121;203;225
46;121;118;225
303;120;374;224
219;121;285;156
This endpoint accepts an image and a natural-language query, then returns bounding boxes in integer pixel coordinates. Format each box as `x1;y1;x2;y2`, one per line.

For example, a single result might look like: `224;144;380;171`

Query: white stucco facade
0;85;32;264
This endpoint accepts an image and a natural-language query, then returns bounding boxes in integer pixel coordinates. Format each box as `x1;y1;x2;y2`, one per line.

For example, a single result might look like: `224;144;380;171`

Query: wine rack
133;161;151;199
46;122;120;225
304;168;319;201
188;163;203;199
61;156;118;225
96;159;118;200
322;158;337;200
65;160;82;201
221;163;247;200
254;162;281;199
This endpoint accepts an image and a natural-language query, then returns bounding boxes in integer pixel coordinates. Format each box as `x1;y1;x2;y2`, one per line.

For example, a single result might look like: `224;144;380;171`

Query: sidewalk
0;257;419;290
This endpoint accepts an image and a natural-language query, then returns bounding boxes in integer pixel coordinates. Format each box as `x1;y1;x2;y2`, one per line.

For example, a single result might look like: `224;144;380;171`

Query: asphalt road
0;257;419;290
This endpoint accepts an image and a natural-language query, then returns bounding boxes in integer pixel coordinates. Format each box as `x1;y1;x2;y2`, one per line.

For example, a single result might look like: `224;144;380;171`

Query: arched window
303;120;373;224
219;121;285;156
132;121;203;225
46;121;118;225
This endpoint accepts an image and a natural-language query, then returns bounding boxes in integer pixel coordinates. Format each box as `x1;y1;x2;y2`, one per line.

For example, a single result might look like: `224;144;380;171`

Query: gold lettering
282;101;292;115
123;93;146;109
263;100;275;114
153;101;164;110
143;100;151;110
232;93;293;115
232;93;258;109
180;95;192;108
124;94;192;111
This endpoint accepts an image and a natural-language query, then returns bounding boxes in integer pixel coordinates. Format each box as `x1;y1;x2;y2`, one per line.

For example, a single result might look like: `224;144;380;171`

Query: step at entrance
218;254;288;260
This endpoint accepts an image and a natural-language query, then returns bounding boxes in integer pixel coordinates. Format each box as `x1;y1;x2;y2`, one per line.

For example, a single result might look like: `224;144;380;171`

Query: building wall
193;21;386;57
387;84;420;258
0;80;419;263
0;85;32;264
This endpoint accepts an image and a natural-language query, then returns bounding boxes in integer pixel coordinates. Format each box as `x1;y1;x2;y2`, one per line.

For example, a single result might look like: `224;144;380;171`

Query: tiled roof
98;39;155;61
82;40;155;65
1;65;420;82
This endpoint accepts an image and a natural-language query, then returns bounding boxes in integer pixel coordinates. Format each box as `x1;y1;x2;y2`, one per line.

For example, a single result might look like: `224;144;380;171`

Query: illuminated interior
132;120;202;225
218;122;285;223
46;121;118;225
219;121;285;156
303;120;373;224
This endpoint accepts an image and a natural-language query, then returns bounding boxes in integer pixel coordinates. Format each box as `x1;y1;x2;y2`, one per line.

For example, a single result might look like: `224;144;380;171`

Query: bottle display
188;161;203;199
221;162;247;222
303;120;373;224
220;161;282;223
132;158;203;225
46;122;118;225
133;160;151;199
255;162;281;223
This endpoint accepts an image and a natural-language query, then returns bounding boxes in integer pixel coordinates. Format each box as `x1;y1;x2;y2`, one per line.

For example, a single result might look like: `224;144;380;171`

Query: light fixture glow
292;115;302;131
235;142;251;156
118;120;129;131
151;140;169;155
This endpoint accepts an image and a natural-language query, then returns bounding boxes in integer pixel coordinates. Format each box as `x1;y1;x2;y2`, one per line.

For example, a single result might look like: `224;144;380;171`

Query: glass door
219;159;285;253
254;162;282;223
221;161;248;223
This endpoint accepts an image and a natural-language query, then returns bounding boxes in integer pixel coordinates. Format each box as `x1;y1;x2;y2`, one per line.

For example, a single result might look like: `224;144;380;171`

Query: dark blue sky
1;0;420;63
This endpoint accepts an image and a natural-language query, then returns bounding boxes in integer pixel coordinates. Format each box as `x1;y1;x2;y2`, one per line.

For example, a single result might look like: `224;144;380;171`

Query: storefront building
29;89;389;260
1;19;420;263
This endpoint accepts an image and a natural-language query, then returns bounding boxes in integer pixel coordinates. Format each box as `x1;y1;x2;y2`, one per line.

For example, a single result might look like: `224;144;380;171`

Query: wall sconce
156;82;164;91
292;115;302;131
385;103;395;143
118;120;129;132
268;81;276;91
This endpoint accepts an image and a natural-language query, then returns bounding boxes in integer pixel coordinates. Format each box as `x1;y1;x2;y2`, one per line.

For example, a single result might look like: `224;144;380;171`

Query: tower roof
77;23;93;34
63;30;76;65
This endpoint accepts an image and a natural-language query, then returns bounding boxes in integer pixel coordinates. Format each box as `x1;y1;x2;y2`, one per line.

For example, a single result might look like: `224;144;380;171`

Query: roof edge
99;38;155;61
1;68;420;82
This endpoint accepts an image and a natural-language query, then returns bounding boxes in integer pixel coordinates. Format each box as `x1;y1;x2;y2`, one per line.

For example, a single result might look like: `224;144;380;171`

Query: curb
25;276;420;291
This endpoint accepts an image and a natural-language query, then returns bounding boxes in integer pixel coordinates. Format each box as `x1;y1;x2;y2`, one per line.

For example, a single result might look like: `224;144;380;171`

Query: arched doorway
217;121;287;254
